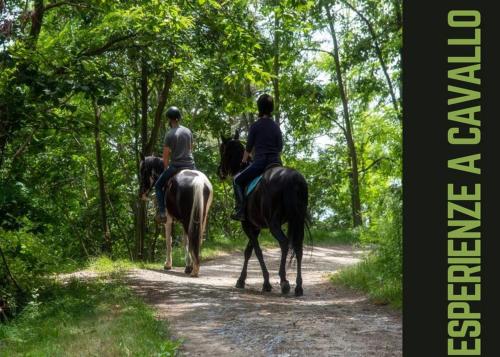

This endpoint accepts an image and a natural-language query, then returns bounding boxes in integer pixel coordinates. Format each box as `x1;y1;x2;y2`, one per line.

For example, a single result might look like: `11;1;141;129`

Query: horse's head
138;155;164;200
218;130;245;180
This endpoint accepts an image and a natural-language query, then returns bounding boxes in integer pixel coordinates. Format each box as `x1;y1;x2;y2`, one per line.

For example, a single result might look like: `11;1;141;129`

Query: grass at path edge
0;273;180;356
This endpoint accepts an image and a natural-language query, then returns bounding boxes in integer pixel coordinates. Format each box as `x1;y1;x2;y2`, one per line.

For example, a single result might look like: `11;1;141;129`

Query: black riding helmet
166;106;181;120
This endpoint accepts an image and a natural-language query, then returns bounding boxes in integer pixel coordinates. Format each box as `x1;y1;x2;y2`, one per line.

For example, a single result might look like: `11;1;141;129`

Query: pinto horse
218;133;309;296
139;156;213;277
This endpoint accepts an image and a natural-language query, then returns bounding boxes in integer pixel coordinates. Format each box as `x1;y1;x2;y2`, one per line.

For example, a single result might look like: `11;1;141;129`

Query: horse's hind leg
190;241;202;278
289;219;304;297
269;224;290;294
294;242;303;297
242;222;270;292
164;215;174;270
236;241;253;289
183;231;193;274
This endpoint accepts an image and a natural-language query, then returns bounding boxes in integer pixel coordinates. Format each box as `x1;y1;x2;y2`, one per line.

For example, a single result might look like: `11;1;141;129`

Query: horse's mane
143;156;164;177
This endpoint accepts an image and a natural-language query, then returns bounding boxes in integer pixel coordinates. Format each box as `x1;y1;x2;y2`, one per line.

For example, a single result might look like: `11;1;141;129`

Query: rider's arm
242;150;250;163
243;124;255;163
277;127;283;153
162;145;171;169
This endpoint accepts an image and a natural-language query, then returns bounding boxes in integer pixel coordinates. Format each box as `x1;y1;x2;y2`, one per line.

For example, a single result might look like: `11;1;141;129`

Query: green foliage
0;277;179;356
311;228;360;245
332;255;402;308
0;225;80;314
332;187;402;308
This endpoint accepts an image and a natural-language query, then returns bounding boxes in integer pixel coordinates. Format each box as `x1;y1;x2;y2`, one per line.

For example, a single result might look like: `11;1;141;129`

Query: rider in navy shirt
232;94;283;221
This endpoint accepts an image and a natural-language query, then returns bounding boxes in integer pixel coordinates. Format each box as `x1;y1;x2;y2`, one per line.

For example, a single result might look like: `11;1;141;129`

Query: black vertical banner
404;1;500;356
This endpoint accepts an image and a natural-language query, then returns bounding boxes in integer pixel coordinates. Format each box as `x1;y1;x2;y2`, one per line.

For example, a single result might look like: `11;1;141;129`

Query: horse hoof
281;281;291;294
262;282;272;292
295;286;304;297
190;266;199;277
184;266;193;274
164;265;172;270
235;279;245;289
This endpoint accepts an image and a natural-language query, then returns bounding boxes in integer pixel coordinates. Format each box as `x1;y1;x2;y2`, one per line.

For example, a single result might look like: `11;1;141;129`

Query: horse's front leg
183;231;193;274
242;222;270;292
236;241;253;289
163;215;173;270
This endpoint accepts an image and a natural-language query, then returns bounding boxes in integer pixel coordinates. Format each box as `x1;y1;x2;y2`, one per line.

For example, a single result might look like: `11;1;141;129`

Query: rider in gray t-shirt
154;106;195;222
164;126;194;166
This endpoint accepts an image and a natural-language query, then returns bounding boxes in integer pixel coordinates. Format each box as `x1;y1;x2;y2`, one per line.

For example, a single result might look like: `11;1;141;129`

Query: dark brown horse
218;133;309;296
139;156;213;277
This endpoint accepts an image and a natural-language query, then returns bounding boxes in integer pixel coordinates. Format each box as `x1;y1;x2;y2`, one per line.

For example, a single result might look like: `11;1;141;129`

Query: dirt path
126;246;402;357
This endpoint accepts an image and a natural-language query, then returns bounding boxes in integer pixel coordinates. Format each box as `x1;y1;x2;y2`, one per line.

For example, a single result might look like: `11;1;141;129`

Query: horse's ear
140;152;145;162
220;133;229;143
233;130;240;140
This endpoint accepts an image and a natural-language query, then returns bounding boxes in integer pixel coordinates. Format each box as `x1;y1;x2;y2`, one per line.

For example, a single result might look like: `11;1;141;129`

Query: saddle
165;168;196;191
244;163;281;196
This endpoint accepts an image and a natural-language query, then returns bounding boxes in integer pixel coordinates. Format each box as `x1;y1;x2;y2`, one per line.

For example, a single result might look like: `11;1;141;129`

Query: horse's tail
188;173;213;268
285;173;311;263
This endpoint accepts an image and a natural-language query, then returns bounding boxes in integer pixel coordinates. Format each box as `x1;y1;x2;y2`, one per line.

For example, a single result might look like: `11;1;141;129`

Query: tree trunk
136;55;148;260
324;3;362;227
272;0;281;127
93;100;112;253
141;55;148;154
0;104;8;170
393;0;403;108
29;0;45;45
149;223;160;262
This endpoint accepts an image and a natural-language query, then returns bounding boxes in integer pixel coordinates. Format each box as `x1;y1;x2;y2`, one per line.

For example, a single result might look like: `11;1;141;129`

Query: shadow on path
126;245;401;357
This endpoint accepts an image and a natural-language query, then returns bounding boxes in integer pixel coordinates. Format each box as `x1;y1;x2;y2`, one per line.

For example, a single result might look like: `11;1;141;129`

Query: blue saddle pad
245;175;263;196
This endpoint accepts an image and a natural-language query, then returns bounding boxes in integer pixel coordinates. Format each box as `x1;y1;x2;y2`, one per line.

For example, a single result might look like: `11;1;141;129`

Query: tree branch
331;117;347;137
44;1;90;11
145;67;175;155
0;245;23;294
78;33;137;58
302;47;334;57
12;128;36;161
360;157;386;175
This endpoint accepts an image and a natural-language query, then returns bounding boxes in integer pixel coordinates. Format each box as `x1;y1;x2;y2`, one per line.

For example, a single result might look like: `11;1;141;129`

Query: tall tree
323;1;362;227
272;0;281;126
92;99;111;253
